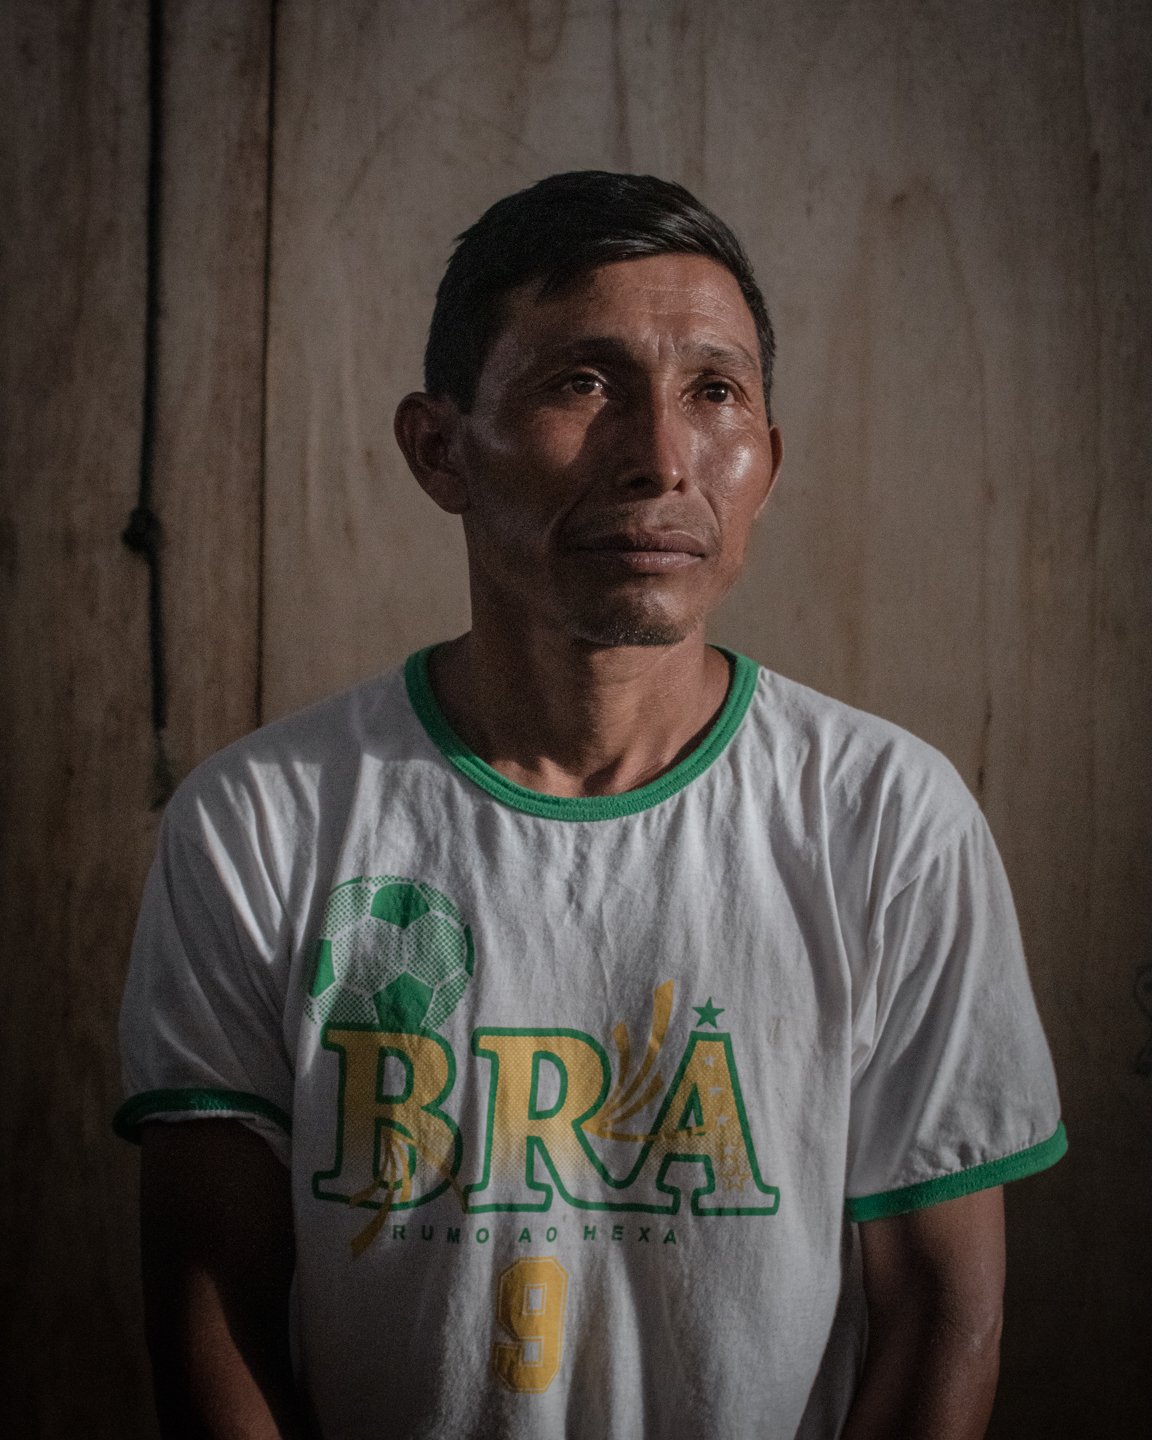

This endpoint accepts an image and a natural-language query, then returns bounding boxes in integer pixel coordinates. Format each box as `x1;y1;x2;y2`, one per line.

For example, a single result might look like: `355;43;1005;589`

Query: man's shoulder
162;663;413;839
743;664;981;881
750;665;968;782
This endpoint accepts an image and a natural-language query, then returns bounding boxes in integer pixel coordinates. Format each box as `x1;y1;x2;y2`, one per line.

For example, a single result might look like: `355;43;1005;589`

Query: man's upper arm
140;1119;307;1439
840;1187;1005;1440
858;1185;1005;1332
116;799;295;1152
845;808;1064;1221
118;770;305;1434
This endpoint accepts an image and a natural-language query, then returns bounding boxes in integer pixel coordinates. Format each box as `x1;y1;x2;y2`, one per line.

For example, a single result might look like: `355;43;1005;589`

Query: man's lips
568;530;707;574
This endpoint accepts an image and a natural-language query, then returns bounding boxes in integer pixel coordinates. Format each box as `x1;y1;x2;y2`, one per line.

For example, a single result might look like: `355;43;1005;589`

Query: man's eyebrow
688;340;762;374
530;335;762;374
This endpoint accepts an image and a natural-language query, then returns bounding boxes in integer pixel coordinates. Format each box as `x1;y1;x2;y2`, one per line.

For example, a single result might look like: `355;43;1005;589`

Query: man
117;171;1065;1439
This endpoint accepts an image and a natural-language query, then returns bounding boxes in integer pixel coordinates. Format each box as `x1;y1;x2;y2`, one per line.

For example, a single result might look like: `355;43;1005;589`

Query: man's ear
754;425;784;520
393;392;470;515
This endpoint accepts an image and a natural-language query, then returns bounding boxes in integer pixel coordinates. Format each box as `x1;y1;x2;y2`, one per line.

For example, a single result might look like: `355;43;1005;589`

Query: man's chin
568;608;697;648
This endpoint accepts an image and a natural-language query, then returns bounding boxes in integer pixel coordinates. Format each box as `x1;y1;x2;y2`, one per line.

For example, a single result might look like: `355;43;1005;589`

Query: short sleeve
114;803;295;1163
845;810;1065;1221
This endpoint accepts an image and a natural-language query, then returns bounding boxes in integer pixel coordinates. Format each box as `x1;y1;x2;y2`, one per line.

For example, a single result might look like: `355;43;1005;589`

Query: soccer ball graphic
305;877;474;1033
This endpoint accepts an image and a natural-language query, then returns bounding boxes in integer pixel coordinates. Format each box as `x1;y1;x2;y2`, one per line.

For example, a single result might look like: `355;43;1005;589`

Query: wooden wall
2;1;1148;1433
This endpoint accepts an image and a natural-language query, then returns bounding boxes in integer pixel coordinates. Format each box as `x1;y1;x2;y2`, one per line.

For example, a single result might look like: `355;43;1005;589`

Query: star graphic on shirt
693;997;725;1028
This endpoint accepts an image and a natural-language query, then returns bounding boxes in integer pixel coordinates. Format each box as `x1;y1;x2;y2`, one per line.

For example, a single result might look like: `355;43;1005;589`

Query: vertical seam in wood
1070;0;1103;945
255;0;279;729
122;0;174;807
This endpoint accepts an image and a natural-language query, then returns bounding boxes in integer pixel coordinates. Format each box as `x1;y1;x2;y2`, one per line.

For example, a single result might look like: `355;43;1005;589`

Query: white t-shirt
117;646;1065;1439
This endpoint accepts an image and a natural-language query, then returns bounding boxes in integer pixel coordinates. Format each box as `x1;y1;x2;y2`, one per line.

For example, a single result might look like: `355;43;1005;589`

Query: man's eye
566;374;604;396
701;381;734;403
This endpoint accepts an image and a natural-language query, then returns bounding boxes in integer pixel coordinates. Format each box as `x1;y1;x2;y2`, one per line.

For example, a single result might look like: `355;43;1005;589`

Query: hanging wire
121;0;174;809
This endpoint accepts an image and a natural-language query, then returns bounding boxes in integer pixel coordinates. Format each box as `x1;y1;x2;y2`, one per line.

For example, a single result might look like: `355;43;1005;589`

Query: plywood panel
988;1;1152;1432
258;0;1150;1430
156;0;271;772
0;3;271;1433
0;6;156;1430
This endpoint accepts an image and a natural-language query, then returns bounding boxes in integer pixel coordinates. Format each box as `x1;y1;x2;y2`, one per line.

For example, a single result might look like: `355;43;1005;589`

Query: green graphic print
307;889;780;1247
305;877;475;1033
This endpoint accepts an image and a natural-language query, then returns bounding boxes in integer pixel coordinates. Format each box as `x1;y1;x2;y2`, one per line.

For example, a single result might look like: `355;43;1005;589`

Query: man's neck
426;627;732;799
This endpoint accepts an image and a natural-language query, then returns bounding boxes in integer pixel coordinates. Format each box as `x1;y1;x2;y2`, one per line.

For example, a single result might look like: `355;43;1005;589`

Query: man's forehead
493;254;761;368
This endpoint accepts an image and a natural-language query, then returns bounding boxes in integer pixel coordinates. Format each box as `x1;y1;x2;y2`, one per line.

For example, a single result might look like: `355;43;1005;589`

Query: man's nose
614;386;693;494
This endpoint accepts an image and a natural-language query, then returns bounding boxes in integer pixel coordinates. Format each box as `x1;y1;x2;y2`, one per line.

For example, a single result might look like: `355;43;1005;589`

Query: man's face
443;253;781;648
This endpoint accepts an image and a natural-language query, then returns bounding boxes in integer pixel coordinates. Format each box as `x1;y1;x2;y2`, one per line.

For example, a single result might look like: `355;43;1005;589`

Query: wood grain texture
154;0;271;774
0;2;271;1433
260;1;1151;1430
0;6;157;1431
987;1;1152;1433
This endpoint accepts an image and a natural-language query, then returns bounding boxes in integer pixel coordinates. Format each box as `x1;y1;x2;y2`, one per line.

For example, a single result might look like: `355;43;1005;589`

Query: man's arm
140;1120;312;1440
840;1186;1005;1440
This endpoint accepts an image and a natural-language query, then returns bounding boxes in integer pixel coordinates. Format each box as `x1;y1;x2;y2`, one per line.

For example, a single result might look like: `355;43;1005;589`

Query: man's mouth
569;529;707;572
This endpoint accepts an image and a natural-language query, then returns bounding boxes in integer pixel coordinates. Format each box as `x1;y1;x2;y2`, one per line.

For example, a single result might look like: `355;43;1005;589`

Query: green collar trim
404;644;758;822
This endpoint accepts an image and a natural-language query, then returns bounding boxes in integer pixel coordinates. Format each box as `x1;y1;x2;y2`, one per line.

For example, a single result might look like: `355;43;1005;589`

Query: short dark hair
424;170;776;421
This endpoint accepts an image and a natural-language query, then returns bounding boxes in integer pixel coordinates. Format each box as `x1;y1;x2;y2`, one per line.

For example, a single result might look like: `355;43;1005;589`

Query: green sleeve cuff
112;1087;292;1143
847;1121;1067;1222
